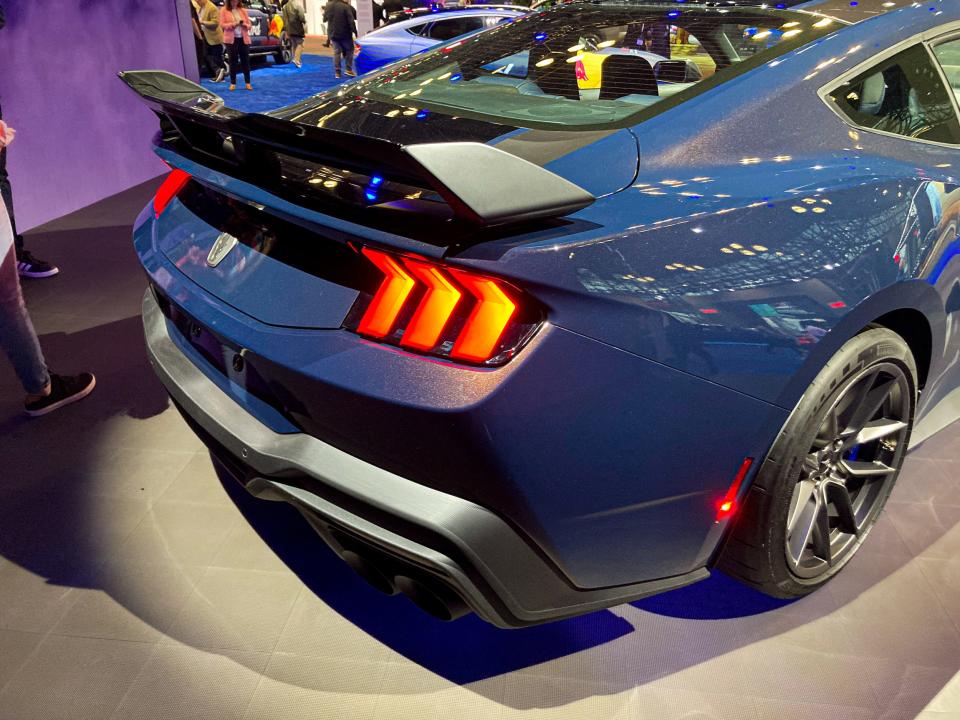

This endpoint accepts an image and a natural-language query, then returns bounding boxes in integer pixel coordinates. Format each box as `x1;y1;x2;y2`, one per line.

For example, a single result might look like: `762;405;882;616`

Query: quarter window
828;44;960;144
931;38;960;101
426;17;485;41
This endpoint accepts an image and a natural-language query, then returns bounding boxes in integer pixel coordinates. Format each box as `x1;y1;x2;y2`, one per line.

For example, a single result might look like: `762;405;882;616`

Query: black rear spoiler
118;70;595;227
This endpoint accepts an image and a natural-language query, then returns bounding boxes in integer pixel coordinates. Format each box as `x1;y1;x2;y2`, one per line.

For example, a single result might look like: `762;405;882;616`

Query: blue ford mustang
123;0;960;627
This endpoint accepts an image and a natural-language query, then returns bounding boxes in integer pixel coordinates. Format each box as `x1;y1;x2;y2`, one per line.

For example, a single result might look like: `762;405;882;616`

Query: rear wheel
719;327;916;597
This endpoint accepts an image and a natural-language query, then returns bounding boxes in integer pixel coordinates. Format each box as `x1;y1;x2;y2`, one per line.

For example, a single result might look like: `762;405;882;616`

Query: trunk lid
121;70;637;329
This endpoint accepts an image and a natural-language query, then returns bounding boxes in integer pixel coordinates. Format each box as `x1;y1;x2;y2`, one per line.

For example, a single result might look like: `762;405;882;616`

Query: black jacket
324;0;356;41
381;0;404;16
0;3;6;30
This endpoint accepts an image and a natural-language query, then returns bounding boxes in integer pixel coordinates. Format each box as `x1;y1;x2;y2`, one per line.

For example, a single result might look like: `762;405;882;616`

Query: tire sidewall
754;328;917;595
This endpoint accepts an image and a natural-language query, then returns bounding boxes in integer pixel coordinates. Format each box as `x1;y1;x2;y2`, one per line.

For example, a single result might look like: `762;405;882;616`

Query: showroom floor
200;51;345;113
1;181;960;720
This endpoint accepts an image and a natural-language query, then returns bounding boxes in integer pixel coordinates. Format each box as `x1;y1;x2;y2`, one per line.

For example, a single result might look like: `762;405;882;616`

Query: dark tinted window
829;44;960;144
426;17;485;41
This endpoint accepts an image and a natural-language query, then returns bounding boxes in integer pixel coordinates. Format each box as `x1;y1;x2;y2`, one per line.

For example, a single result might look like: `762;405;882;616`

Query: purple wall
0;0;198;231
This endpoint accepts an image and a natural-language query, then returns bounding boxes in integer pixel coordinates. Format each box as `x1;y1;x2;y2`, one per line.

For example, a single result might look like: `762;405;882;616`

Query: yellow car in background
573;46;704;92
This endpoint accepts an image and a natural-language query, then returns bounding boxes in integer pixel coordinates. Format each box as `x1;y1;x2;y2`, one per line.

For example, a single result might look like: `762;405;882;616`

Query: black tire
274;32;293;64
719;327;917;598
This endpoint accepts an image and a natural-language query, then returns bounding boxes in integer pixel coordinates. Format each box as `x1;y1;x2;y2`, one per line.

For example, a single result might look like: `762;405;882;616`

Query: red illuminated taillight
449;270;517;363
154;169;191;218
716;457;754;522
345;248;541;366
356;248;416;338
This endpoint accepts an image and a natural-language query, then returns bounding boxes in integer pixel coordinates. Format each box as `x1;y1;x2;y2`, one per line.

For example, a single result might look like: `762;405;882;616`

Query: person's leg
0;108;58;279
211;43;225;81
0;247;97;415
344;41;355;76
202;41;216;76
0;248;48;395
332;39;343;77
293;37;304;66
0;103;22;255
240;42;252;86
228;41;239;86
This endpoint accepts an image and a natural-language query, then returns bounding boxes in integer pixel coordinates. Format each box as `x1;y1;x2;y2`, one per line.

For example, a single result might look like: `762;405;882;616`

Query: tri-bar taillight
345;248;541;366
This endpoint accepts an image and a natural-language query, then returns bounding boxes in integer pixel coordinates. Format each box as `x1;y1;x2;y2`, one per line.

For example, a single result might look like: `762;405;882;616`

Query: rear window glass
357;4;841;129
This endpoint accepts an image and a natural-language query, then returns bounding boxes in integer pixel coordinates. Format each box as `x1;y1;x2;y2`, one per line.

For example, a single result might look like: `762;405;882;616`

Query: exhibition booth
1;1;959;718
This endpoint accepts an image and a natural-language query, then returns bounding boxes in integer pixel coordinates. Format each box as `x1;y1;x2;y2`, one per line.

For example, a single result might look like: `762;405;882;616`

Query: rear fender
772;279;946;412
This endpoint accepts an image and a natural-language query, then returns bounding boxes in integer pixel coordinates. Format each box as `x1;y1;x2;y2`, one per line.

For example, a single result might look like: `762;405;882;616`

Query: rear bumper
143;288;710;627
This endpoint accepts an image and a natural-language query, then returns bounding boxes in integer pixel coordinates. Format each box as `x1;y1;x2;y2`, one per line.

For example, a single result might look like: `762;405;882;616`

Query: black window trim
405;22;429;36
818;21;960;149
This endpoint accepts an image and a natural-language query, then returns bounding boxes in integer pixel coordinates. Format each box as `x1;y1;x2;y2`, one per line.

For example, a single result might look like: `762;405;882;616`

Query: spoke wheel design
785;362;911;579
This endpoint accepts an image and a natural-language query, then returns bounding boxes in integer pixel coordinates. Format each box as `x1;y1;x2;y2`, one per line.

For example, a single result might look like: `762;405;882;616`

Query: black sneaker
25;373;96;417
16;250;59;279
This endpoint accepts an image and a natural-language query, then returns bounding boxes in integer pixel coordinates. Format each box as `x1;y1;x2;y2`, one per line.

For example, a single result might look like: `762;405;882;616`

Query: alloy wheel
785;362;912;579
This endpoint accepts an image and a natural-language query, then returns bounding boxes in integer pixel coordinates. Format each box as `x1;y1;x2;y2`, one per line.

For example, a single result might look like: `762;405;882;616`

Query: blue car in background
122;0;960;627
355;7;525;74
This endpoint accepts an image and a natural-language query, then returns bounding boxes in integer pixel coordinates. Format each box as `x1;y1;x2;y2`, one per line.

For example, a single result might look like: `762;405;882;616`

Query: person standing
0;120;96;417
282;0;307;68
324;0;357;79
0;2;58;279
199;0;226;82
221;0;253;91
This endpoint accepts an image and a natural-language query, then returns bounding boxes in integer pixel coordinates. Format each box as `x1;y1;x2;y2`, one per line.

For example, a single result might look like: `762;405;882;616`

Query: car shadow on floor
212;454;960;712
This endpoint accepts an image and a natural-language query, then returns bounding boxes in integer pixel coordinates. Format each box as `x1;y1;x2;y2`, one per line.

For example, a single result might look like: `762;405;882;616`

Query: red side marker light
700;308;719;315
357;248;416;338
449;270;517;363
400;259;462;351
153;169;191;218
828;301;846;309
716;457;754;522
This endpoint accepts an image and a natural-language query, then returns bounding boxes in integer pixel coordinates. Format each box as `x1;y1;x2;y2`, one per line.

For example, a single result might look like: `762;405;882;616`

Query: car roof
375;7;524;32
792;0;913;23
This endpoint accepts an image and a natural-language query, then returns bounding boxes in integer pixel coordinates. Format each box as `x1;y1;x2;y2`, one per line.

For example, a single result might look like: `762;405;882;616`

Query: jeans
0;103;23;254
228;40;251;85
0;248;48;394
331;37;354;75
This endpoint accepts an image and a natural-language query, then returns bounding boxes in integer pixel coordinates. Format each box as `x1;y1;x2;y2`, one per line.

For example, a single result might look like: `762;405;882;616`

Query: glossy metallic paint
134;0;960;602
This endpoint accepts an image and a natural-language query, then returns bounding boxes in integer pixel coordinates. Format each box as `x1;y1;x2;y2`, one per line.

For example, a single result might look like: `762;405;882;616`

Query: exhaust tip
394;574;470;622
341;550;398;596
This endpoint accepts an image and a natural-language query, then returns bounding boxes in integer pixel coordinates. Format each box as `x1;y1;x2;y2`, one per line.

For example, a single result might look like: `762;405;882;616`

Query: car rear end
123;2;837;625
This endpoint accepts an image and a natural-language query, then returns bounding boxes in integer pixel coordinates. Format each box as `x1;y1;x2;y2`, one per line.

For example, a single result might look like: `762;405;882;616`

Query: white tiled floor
1;181;959;719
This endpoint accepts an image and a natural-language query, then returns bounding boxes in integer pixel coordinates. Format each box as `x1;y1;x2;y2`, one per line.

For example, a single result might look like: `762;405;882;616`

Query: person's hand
0;120;15;149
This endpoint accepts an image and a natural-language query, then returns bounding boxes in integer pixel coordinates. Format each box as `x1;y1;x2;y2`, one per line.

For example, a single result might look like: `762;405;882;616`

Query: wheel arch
774;279;946;411
871;307;933;390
